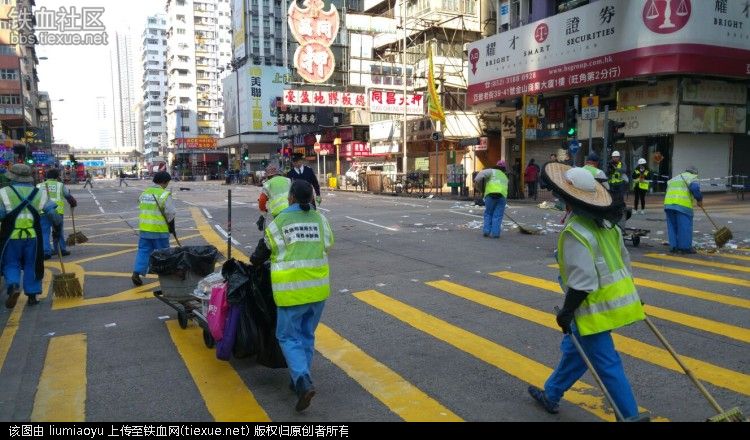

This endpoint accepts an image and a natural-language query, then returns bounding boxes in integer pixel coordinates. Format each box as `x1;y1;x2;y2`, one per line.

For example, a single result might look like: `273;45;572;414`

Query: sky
36;0;163;147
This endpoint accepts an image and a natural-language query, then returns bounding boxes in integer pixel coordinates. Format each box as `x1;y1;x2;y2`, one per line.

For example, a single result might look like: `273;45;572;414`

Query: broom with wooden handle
679;174;732;248
43;183;83;298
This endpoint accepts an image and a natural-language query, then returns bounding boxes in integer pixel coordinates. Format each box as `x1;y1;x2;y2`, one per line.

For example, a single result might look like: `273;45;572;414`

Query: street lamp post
315;134;321;177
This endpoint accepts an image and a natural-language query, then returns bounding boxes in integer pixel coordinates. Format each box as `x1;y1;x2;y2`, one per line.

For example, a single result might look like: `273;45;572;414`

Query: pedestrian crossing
19;248;749;422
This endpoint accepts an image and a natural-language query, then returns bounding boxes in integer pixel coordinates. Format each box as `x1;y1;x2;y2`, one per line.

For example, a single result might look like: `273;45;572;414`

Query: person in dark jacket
287;153;321;206
524;159;540;200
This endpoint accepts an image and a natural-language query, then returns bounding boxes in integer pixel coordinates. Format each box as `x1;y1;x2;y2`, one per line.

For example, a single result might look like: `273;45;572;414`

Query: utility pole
401;0;408;174
18;56;27;162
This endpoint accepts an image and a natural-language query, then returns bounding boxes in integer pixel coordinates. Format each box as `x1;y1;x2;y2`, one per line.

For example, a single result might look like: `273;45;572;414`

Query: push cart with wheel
623;227;649;247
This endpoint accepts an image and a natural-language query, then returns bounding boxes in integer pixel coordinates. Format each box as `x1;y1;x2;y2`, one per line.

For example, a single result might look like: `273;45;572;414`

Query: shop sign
618;79;678;108
682;80;747;105
579;105;677;137
283;89;367;108
368;90;424;115
678;105;747;134
288;0;339;84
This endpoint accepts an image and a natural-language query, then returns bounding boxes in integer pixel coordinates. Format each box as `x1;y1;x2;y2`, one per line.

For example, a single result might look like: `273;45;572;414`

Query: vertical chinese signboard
288;0;339;84
249;66;263;131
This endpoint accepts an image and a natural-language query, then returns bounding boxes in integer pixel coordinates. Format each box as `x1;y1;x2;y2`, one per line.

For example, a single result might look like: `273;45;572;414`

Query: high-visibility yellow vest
265;208;334;307
0;185;48;239
263;176;292;217
583;165;600;178
37;180;65;214
139;186;170;233
664;172;697;210
484;169;508;198
609;162;624;185
557;215;645;336
633;168;650;190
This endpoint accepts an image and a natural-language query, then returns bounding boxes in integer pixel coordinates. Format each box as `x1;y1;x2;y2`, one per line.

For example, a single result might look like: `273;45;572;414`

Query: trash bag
221;258;252;304
249;262;286;368
149;245;219;276
216;304;241;361
233;302;259;359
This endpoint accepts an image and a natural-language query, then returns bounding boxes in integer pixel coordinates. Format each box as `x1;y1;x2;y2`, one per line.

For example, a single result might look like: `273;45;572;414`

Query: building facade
141;14;168;166
470;0;750;191
112;31;139;151
166;0;231;176
95;96;114;150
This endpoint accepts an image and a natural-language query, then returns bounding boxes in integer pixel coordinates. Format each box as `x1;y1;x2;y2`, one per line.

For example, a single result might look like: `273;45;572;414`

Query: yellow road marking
52;283;159;310
0;270;51;373
72;248;138;264
354;290;644;421
315;324;462;421
84;230;136;239
76;218;139;228
699;252;750;262
166;320;270;421
191;208;243;258
631;262;750;288
634;278;750;309
86;271;157;279
77;243;138;247
645;253;750;274
489;272;750;395
31;334;87;421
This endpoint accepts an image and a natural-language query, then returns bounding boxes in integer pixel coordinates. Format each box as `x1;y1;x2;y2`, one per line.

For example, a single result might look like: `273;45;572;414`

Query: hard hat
637;158;647;165
611;151;620;157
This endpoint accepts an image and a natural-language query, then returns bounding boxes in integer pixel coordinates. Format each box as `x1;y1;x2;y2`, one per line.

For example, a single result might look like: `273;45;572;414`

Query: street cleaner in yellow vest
37;168;77;260
529;162;646;421
258;164;291;218
607;151;628;204
632;158;651;215
132;171;175;286
0;164;62;308
473;160;509;238
250;180;334;412
664;166;702;254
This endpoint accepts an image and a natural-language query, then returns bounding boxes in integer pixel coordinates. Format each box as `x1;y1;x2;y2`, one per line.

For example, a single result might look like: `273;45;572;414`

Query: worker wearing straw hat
664;166;702;254
259;164;291;218
528;162;645;419
0;164;62;308
132;171;175;287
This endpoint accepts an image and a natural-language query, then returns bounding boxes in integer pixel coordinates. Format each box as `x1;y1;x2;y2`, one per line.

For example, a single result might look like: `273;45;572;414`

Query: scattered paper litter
158;315;170;320
105;323;117;328
376;283;387;287
45;332;55;337
339;289;350;293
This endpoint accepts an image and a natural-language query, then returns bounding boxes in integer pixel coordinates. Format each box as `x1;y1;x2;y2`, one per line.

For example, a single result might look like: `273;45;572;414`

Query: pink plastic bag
207;283;229;340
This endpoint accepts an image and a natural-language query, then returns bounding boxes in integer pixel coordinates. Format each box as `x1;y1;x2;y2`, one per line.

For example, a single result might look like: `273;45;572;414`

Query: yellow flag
427;42;445;124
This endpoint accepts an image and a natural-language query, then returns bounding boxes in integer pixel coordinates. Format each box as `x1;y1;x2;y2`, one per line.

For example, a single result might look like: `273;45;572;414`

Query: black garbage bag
149;245;219;276
221;258;253;304
233;302;259;359
250;262;286;368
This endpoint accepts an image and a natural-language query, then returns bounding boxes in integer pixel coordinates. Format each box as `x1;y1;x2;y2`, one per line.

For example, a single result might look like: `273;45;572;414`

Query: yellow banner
427;42;445;124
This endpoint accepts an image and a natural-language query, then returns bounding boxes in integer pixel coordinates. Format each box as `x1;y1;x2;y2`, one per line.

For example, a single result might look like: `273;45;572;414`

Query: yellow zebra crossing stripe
353;289;655;421
645;253;750;274
631;262;750;288
167;321;270;421
31;333;87;422
315;324;462;421
698;252;750;262
492;271;750;344
489;272;750;396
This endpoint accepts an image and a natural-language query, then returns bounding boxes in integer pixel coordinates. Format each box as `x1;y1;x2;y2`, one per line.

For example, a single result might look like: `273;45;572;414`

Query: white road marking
202;208;213;219
318;207;330;212
344;216;398;232
98;206;105;214
214;224;240;246
449;210;483;218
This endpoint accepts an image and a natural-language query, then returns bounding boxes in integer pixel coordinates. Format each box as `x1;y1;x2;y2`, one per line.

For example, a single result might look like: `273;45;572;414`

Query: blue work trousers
133;236;170;275
41;216;66;257
2;238;42;295
544;326;638;419
483;195;506;238
276;301;326;390
665;208;693;251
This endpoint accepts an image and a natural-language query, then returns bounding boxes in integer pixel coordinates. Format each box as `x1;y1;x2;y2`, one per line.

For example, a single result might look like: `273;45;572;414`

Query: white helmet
637;158;647;165
611;151;621;157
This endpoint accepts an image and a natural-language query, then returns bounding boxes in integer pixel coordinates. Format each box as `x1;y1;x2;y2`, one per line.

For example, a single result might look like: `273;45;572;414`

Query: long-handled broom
680;174;732;248
642;312;745;422
504;213;542;235
52;229;83;298
66;208;88;246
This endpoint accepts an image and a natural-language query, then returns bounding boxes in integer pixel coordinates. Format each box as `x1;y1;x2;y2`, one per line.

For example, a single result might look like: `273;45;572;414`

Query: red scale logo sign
643;0;691;34
534;23;549;43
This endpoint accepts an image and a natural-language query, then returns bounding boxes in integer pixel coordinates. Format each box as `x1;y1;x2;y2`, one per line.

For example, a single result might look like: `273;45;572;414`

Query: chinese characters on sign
277;110;317;126
175;137;218;149
283;89;367;108
342;142;371;158
368;90;425;115
288;0;339;84
249;67;263;131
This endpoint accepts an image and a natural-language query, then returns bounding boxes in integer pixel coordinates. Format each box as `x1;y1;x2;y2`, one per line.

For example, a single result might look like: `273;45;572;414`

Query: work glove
556;288;589;334
67;196;78;208
52;224;62;241
315;196;322;206
168;219;176;234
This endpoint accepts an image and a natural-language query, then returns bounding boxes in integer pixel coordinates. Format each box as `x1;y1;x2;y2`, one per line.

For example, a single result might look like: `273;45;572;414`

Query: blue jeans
41;216;66;256
483;195;506;237
133;236;170;275
276;301;326;390
544;326;638;419
665;208;693;251
2;238;42;295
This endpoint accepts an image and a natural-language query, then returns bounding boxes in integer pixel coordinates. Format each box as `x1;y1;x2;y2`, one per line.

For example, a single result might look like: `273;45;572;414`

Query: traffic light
242;149;249;161
607;120;626;147
218;160;223;166
565;106;577;138
26;157;33;165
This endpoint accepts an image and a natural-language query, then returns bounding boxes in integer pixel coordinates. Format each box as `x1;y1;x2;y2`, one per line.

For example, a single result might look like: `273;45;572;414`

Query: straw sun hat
541;162;612;212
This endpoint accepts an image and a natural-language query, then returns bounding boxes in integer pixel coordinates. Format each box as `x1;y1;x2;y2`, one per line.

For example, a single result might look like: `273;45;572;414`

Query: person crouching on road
473;160;509;238
250;180;334;412
664;166;702;254
632;158;651;215
258;164;292;218
528;163;645;420
37;169;77;260
0;164;62;308
132;171;175;286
